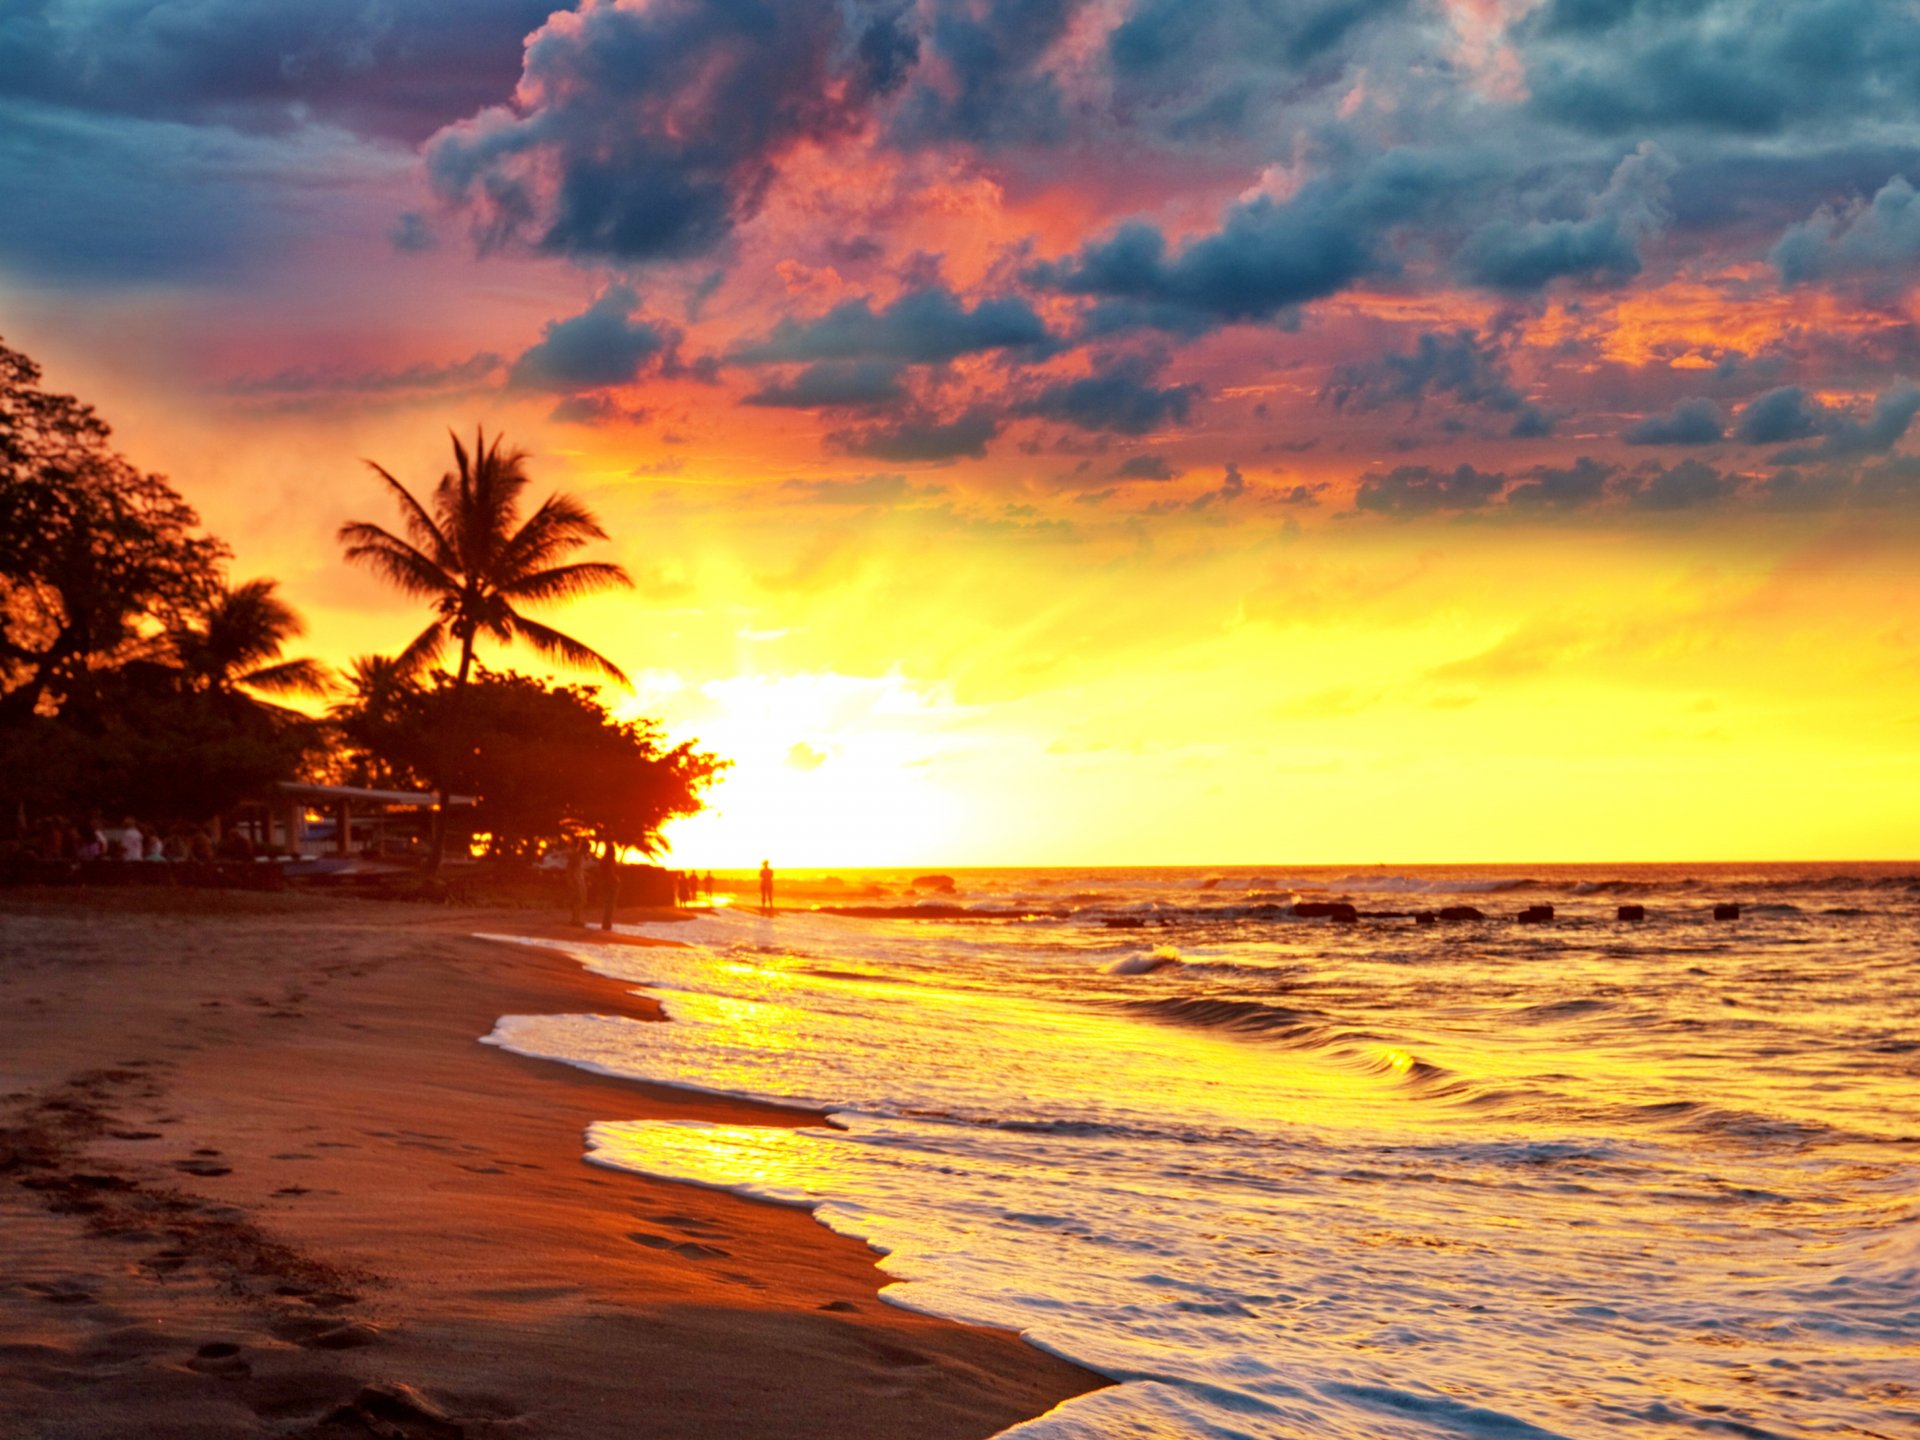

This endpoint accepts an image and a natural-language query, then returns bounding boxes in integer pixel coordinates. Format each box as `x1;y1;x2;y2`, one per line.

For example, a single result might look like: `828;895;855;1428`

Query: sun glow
643;670;973;869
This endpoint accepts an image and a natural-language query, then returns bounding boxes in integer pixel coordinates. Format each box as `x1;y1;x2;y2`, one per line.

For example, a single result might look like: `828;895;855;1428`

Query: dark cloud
1112;454;1179;481
744;361;907;411
1770;383;1920;464
388;212;437;254
1455;144;1675;292
1504;457;1614;508
428;0;910;263
547;393;651;427
1188;461;1247;510
1110;0;1408;76
1353;463;1506;515
1324;327;1550;435
1016;354;1200;435
0;0;554;142
1623;397;1726;446
1517;0;1920;138
889;0;1080;149
0;99;353;283
735;288;1050;365
1773;175;1920;287
1618;458;1735;510
1734;386;1829;445
507;287;680;392
1036;149;1469;333
830;407;1002;462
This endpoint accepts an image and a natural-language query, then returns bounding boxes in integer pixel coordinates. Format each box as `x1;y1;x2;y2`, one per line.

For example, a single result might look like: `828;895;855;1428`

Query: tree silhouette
0;338;226;722
338;427;633;868
171;577;329;704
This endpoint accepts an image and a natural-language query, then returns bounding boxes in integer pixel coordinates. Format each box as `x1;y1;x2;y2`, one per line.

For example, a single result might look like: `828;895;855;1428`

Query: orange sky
6;0;1920;866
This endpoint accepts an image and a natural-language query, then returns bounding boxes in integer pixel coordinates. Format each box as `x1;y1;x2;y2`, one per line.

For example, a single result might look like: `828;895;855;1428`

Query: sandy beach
0;889;1105;1439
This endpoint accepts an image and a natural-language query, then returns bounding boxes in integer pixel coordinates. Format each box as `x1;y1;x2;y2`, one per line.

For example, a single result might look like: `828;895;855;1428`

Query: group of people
23;814;256;865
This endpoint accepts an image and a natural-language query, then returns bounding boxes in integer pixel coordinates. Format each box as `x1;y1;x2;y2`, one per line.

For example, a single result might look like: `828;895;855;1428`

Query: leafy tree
0;339;228;722
338;428;632;685
335;666;723;859
338;426;634;869
170;577;330;703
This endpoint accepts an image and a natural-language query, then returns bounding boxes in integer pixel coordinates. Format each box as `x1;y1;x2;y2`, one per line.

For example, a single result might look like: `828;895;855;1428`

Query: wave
1109;945;1184;976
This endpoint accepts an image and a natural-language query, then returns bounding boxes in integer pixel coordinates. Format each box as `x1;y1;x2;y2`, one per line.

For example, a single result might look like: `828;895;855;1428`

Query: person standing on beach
566;837;589;927
759;859;774;913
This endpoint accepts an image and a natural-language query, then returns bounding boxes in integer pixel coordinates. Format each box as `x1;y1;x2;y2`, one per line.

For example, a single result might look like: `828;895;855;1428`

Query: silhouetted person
702;870;714;901
759;859;774;913
599;841;618;932
566;837;589;927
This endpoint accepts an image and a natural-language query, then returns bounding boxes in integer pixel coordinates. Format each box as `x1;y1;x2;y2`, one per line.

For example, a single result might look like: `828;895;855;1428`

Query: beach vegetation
332;664;724;861
339;426;636;870
0;338;228;723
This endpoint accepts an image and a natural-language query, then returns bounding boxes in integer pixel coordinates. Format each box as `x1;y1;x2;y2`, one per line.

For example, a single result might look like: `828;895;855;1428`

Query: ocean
481;864;1920;1440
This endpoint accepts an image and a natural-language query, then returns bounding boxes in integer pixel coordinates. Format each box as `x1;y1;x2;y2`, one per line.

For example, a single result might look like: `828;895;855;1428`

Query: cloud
1109;0;1409;77
744;361;907;410
829;407;1001;462
1618;458;1735;510
1323;327;1551;435
781;473;936;505
1016;354;1200;435
1517;0;1920;138
507;286;679;392
1503;457;1614;508
0;0;555;142
221;351;503;398
1112;454;1179;481
786;741;828;772
1734;386;1828;445
1770;383;1920;464
1353;463;1506;515
1188;461;1247;510
1623;398;1726;446
388;211;437;253
1773;175;1920;288
889;0;1080;149
1455;143;1675;292
547;393;651;427
427;0;910;262
735;288;1050;365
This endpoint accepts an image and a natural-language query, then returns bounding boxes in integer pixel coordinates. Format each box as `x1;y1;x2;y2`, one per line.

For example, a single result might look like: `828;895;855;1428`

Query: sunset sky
6;0;1920;866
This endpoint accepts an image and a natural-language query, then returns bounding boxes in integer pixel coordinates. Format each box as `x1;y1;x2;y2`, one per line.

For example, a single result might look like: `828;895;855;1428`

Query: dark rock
1437;905;1484;921
1414;911;1437;925
911;874;957;893
1617;904;1646;922
1713;903;1740;920
1292;901;1358;922
1516;904;1555;924
1102;917;1146;929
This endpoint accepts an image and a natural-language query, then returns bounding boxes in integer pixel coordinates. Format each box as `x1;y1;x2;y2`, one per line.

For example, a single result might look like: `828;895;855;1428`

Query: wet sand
0;889;1106;1439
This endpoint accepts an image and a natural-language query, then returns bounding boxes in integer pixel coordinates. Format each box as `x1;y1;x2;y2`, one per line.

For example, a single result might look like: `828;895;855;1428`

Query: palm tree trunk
424;631;477;877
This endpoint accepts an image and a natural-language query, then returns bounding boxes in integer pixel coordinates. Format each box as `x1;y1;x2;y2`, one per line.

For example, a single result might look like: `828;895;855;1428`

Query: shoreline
0;889;1107;1439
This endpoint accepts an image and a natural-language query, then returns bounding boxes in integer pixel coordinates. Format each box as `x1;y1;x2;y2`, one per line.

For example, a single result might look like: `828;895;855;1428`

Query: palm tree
171;577;329;704
338;427;633;869
338;428;632;688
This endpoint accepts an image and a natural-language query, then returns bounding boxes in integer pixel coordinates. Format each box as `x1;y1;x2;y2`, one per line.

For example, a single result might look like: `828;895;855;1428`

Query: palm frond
338;523;459;599
394;621;448;676
362;460;455;566
505;611;631;686
495;491;611;575
496;561;633;604
240;657;332;695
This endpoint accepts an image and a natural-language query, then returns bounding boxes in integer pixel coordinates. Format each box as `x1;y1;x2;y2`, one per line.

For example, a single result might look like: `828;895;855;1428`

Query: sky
5;0;1920;867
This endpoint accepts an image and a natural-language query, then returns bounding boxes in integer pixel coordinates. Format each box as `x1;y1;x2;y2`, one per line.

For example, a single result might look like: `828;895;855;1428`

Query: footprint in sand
186;1341;250;1377
624;1232;732;1260
174;1159;232;1177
